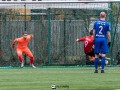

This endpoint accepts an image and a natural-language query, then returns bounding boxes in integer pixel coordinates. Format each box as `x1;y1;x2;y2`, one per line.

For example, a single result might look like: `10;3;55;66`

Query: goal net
0;1;119;66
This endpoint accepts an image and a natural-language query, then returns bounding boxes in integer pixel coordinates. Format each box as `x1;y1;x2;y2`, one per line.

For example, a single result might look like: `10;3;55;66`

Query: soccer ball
51;84;56;89
105;60;108;65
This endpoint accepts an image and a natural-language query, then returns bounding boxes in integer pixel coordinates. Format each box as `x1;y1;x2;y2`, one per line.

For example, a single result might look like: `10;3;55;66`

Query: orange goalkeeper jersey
14;35;32;49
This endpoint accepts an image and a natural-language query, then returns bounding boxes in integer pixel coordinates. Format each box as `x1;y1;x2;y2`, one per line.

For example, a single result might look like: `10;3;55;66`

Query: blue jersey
93;20;110;54
93;20;110;38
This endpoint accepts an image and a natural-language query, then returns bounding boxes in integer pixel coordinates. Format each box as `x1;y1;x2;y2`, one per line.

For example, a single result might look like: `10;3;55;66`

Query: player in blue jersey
93;12;111;73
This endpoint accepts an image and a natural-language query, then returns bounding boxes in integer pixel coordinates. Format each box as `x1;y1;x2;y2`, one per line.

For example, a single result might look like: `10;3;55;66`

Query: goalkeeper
11;32;36;68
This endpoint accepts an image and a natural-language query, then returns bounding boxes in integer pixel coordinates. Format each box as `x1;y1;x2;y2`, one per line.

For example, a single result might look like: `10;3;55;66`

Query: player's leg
98;54;102;69
100;54;106;73
16;48;24;67
94;54;99;73
23;48;36;68
101;38;108;73
94;38;101;73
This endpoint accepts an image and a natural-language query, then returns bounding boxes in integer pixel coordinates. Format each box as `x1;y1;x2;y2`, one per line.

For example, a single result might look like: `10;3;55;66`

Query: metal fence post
47;8;51;64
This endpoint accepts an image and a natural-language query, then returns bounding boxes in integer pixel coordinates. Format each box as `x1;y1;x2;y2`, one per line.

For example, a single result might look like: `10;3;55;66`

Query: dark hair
90;30;93;35
23;31;27;35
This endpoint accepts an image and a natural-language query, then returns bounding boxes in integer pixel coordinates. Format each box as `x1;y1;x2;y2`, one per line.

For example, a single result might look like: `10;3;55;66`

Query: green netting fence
0;1;120;66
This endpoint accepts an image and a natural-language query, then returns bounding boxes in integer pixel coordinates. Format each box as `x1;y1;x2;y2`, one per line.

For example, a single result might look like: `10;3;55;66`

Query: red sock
18;56;23;62
30;57;34;64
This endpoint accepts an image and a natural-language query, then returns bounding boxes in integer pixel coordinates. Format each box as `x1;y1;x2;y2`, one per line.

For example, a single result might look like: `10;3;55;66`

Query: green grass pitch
0;66;120;90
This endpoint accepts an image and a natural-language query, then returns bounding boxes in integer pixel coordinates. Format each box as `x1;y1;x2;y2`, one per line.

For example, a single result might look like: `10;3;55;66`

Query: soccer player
11;32;36;68
93;12;111;73
76;30;95;62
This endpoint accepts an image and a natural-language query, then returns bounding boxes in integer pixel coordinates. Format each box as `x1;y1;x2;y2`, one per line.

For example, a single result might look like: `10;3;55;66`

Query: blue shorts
94;38;108;54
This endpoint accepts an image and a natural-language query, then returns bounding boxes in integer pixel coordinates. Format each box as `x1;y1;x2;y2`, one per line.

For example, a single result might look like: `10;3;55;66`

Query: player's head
22;31;28;39
100;12;106;18
90;29;93;35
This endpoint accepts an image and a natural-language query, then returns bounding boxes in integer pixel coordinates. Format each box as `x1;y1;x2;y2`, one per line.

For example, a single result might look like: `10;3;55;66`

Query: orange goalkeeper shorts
16;47;33;58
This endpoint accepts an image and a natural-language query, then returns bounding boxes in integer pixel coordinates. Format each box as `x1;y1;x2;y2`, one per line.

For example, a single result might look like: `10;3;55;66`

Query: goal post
0;1;119;66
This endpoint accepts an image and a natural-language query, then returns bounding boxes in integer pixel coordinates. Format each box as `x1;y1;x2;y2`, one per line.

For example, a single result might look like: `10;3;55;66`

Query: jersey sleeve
27;35;32;39
13;38;18;43
12;38;19;46
78;37;86;41
28;35;33;39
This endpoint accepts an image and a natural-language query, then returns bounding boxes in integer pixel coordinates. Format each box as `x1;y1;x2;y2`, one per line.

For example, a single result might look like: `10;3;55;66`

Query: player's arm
107;31;111;47
107;23;111;47
107;31;111;42
30;34;33;39
76;37;86;42
107;30;111;48
11;38;18;48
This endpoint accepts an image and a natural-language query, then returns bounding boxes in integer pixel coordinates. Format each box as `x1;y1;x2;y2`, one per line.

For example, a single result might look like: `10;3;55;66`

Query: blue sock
101;57;105;70
94;58;99;70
